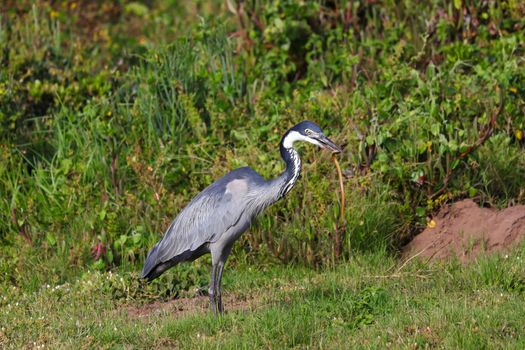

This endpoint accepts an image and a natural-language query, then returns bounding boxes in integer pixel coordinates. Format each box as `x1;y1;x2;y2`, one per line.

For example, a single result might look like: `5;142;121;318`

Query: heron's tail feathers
141;244;166;281
142;243;209;281
142;261;174;281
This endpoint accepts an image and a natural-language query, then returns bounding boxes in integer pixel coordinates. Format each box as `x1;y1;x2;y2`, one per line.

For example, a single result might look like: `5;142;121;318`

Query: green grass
1;247;524;349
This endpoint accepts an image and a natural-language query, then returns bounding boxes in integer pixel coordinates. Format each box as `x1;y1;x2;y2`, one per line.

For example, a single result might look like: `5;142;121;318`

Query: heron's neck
275;142;302;199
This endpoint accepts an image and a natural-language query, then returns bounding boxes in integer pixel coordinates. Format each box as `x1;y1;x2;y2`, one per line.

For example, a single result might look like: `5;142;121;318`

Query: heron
141;120;342;314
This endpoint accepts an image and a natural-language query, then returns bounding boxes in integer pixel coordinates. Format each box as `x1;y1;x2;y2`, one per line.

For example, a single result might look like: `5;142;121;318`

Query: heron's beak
316;134;342;154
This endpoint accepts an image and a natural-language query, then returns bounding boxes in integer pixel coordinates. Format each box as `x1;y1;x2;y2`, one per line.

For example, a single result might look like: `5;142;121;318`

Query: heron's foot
217;294;223;314
208;289;224;316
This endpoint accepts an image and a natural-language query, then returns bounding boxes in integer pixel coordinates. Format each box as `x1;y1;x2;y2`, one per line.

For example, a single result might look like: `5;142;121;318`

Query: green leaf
124;2;149;17
99;209;107;221
448;140;458;153
430;123;441;137
45;232;56;246
132;233;142;245
417;141;428;155
60;159;72;173
92;260;105;271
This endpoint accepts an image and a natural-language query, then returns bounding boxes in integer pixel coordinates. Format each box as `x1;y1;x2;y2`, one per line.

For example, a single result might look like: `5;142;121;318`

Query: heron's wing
153;176;250;264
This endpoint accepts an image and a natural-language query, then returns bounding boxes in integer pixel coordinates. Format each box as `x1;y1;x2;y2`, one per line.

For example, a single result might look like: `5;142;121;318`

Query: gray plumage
142;120;341;314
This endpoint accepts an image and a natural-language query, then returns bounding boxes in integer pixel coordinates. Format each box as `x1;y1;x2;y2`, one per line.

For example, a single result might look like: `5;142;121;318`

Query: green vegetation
1;248;525;348
1;1;524;347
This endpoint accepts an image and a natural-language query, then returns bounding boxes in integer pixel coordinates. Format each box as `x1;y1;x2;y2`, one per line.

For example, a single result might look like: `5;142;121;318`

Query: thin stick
396;243;433;273
332;154;345;259
364;273;431;280
332;154;345;225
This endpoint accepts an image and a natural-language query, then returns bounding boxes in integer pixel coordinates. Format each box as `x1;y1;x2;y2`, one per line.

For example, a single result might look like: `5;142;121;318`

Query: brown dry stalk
332;154;346;224
332;154;346;258
11;208;32;244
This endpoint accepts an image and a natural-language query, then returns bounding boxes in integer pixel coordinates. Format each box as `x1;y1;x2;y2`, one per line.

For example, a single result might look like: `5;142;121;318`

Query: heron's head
282;120;342;153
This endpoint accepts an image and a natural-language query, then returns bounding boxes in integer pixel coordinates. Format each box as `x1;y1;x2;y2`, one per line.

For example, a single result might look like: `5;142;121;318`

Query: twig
11;208;32;244
332;154;345;258
365;273;431;279
396;243;433;273
332;154;345;226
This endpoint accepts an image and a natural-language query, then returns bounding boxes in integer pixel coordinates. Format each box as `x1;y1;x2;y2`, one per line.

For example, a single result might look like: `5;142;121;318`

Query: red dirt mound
402;199;525;263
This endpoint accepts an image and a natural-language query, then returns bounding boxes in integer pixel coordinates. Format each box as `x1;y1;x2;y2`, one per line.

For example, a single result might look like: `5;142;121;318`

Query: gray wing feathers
153;177;249;264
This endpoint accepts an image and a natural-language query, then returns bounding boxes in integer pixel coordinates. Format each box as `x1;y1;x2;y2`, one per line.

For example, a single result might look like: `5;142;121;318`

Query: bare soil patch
126;293;259;318
403;199;525;263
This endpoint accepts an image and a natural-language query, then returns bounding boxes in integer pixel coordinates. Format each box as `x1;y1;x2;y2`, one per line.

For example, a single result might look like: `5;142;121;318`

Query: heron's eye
305;128;314;136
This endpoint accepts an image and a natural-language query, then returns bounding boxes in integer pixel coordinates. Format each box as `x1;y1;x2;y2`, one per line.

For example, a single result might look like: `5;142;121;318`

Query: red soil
402;199;525;263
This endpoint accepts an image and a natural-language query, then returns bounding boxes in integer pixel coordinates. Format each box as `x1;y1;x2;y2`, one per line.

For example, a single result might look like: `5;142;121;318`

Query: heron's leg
209;243;233;315
215;261;226;314
209;263;220;316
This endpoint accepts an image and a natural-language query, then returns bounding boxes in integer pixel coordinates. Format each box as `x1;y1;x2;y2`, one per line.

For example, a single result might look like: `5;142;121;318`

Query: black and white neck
276;130;304;199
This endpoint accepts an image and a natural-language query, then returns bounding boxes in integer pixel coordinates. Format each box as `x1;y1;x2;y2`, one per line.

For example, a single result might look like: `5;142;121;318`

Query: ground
403;199;525;263
1;240;524;349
